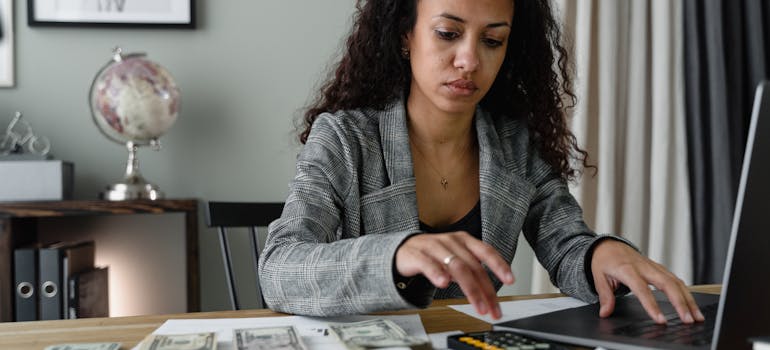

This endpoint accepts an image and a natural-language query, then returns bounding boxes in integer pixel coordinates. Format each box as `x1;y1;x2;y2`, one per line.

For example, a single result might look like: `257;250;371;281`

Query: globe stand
101;141;164;201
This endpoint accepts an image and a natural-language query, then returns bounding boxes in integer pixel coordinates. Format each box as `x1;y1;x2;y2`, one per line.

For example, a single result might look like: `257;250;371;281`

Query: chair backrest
205;201;284;310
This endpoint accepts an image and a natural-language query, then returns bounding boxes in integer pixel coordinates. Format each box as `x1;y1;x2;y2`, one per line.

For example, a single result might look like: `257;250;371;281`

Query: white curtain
530;0;693;294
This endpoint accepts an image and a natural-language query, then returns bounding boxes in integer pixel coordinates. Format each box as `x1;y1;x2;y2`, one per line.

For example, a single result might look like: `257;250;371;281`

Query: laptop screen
713;80;770;349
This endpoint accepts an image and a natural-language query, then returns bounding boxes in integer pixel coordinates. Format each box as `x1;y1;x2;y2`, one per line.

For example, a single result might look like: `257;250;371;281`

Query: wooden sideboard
0;199;199;322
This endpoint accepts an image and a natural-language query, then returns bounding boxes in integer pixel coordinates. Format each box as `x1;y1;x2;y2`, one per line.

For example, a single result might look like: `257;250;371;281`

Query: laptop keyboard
613;303;718;346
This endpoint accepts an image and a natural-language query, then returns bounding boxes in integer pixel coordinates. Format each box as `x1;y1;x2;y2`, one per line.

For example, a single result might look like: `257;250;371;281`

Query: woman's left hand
590;239;705;324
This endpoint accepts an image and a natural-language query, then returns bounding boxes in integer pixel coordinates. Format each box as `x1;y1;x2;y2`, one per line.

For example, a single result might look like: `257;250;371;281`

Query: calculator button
448;331;566;350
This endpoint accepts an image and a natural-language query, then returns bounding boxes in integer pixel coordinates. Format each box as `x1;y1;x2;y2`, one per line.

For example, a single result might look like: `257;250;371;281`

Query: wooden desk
0;285;721;350
0;199;200;322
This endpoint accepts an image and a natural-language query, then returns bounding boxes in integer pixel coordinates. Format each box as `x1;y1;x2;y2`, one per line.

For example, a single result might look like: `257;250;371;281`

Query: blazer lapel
475;108;536;263
359;100;419;234
379;99;416;185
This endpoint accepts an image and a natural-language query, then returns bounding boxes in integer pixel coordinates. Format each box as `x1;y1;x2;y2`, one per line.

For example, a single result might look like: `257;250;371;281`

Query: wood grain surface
0;285;721;350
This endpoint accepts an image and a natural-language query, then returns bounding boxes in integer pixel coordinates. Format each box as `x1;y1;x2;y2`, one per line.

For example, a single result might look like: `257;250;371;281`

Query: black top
419;200;482;239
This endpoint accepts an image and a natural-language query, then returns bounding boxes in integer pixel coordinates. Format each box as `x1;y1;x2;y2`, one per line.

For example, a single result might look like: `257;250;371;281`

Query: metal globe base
101;141;165;201
101;182;164;201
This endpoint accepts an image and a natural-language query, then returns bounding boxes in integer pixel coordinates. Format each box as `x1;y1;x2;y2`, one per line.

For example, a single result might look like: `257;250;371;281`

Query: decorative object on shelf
0;159;73;201
0;0;14;87
89;47;180;201
0;112;73;202
28;0;195;29
0;111;51;159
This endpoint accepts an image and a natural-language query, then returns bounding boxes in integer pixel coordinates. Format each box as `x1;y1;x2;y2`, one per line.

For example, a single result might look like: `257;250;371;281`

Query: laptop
495;81;770;350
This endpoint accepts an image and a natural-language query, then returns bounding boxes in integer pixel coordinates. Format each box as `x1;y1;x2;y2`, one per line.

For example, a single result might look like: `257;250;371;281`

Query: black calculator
447;330;570;350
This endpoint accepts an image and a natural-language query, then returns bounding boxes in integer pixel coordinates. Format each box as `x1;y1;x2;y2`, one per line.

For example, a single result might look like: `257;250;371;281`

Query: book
67;267;108;319
13;246;38;321
38;241;95;320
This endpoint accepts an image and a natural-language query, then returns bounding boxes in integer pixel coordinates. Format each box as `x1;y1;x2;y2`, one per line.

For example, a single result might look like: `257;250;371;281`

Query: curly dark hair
299;0;592;181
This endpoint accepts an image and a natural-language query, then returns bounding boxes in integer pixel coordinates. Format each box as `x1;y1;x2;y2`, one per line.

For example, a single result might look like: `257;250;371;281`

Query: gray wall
1;1;534;314
1;1;355;201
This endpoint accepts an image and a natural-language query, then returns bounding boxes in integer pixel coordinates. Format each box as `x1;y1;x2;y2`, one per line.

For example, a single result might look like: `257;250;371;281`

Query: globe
90;49;180;145
89;47;181;200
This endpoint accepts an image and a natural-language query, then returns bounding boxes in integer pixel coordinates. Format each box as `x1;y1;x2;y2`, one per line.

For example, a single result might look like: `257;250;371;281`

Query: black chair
205;201;284;310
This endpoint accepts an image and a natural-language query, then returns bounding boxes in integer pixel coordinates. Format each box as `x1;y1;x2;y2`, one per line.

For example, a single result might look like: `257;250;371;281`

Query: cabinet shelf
0;199;199;322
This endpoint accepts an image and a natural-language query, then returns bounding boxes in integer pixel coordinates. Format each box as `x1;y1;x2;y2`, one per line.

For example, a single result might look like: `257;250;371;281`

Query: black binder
38;241;95;320
67;267;108;319
13;247;38;321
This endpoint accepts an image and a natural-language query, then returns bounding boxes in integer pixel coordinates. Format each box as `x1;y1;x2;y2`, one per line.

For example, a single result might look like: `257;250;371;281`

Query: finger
618;267;666;324
647;268;697;324
447;258;501;318
394;237;452;287
653;264;704;322
684;288;705;322
658;282;694;324
408;249;452;288
441;237;495;280
594;272;616;318
397;233;495;317
421;240;467;288
459;234;515;285
674;283;704;323
442;234;505;318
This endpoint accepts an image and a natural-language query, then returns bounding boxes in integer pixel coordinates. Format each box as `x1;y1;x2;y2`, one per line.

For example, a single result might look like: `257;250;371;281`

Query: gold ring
443;254;456;266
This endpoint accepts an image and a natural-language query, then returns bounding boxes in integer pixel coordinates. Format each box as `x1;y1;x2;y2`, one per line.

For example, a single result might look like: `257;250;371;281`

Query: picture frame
0;0;14;87
28;0;196;29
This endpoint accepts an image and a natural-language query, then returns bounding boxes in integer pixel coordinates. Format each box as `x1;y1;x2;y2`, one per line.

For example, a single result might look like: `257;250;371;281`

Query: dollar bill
138;333;216;350
44;343;121;350
233;326;307;350
329;319;428;349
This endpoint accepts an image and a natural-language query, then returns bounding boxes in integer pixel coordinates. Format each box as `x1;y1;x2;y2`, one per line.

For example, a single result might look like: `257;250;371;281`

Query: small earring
401;47;410;59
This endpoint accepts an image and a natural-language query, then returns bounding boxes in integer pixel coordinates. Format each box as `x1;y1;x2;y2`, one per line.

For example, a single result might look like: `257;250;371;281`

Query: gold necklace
412;144;450;189
409;138;473;191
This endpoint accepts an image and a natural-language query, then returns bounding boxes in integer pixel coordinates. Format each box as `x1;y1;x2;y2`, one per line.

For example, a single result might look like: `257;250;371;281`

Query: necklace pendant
440;178;448;190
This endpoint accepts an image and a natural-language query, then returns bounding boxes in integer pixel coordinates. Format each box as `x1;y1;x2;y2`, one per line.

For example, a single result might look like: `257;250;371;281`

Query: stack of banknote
43;318;428;350
44;344;121;350
139;333;217;350
329;319;430;350
233;326;307;350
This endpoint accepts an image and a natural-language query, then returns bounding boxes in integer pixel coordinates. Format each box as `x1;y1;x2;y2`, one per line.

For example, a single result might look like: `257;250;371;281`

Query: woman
259;0;703;324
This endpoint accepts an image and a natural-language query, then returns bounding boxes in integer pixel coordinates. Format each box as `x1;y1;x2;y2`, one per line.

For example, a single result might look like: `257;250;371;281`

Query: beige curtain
530;0;693;294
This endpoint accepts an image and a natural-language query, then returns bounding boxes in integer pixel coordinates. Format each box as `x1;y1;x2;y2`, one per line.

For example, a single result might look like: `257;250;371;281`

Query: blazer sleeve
520;149;637;303
258;115;419;316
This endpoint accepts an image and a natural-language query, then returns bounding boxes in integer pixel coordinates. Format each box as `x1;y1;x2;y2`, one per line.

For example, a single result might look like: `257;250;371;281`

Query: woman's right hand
394;231;514;319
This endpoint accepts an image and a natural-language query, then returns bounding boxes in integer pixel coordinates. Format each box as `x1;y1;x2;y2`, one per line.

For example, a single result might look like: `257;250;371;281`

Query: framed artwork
28;0;196;28
0;0;13;87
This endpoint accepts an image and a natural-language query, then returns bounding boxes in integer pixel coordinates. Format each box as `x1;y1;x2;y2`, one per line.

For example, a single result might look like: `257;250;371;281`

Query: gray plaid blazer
259;98;628;316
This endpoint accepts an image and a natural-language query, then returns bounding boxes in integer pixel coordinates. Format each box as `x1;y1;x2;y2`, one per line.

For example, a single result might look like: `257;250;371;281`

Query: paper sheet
130;314;428;350
449;296;588;324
